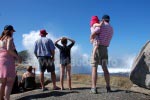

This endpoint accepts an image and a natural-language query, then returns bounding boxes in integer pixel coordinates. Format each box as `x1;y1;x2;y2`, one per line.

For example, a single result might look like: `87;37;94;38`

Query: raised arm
55;38;61;45
93;20;104;28
67;38;75;43
55;38;62;49
67;37;75;48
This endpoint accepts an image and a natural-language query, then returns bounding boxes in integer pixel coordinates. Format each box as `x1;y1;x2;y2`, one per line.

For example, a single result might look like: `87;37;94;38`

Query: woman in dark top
55;37;75;90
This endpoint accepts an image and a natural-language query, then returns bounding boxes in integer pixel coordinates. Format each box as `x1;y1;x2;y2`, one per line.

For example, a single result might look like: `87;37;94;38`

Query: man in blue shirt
34;29;59;91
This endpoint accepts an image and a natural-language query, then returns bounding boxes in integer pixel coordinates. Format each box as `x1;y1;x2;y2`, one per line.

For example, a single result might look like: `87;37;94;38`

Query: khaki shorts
90;45;108;67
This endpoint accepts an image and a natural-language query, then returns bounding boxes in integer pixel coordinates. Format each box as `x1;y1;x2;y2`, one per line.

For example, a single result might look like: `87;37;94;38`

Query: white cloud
22;30;42;52
97;55;136;73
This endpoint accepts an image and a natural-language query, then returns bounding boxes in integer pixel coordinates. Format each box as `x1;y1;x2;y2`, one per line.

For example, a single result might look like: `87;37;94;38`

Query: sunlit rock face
130;41;150;89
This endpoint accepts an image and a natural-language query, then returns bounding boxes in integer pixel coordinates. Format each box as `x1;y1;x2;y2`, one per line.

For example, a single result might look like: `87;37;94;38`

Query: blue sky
0;0;150;57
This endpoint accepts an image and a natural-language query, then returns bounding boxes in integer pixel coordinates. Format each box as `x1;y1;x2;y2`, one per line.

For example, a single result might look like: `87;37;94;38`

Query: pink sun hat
90;16;99;27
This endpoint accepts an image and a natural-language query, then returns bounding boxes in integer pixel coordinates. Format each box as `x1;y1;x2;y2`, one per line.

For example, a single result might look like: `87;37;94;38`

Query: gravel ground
11;87;150;100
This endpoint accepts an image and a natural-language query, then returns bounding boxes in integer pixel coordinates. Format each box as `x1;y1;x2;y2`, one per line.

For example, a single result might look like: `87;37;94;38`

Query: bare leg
102;60;110;88
60;64;65;90
92;46;98;57
66;64;71;90
40;72;45;89
91;66;97;89
4;77;15;100
0;78;6;100
51;71;57;89
91;45;98;89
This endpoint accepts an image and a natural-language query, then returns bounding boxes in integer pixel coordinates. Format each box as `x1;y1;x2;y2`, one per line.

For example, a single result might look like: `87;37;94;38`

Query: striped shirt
91;22;113;47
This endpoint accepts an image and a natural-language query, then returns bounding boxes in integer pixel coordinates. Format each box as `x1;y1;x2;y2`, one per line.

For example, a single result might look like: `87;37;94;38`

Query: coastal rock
130;41;150;89
130;84;150;95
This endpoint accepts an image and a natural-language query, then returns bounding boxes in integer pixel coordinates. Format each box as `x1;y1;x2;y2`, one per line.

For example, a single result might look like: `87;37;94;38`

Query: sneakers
90;88;98;94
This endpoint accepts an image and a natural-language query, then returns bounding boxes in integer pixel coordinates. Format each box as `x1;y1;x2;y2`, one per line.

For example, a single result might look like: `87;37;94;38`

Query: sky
0;0;150;72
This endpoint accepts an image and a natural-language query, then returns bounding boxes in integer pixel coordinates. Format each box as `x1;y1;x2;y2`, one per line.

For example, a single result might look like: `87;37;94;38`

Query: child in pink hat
90;16;104;57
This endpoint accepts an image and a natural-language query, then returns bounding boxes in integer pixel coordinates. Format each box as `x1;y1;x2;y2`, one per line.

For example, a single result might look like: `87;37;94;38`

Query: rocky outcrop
130;41;150;89
130;84;150;95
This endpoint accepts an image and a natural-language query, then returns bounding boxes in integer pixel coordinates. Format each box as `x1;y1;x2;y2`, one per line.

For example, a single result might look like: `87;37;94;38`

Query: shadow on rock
16;91;79;100
72;87;91;90
110;89;125;93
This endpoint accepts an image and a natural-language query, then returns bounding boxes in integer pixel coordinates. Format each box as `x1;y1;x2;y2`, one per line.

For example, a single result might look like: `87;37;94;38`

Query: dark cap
40;29;48;36
4;25;16;32
102;15;110;20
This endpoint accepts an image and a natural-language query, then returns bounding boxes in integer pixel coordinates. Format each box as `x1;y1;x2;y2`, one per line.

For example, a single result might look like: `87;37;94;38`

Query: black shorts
38;56;55;73
60;58;71;66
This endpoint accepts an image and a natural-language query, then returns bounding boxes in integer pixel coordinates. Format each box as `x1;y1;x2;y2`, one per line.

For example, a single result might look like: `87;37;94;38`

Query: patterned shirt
91;22;113;47
34;37;55;57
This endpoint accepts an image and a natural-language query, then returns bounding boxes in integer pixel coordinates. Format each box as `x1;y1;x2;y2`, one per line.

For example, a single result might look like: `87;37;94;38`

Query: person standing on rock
55;37;75;90
34;29;60;91
90;15;113;94
0;25;21;100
